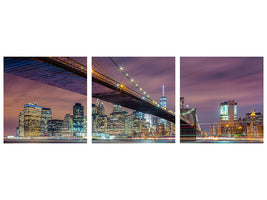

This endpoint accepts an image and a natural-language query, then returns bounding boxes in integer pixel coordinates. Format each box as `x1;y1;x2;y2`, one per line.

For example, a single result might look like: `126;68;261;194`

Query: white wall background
0;1;266;200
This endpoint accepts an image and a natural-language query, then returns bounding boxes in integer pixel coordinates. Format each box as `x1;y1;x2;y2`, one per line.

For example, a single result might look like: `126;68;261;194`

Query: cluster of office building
92;86;175;137
212;100;263;137
16;103;87;138
92;99;175;137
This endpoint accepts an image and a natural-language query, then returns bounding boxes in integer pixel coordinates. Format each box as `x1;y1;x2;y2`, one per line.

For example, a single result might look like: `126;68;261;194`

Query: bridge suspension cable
92;59;112;78
108;57;151;100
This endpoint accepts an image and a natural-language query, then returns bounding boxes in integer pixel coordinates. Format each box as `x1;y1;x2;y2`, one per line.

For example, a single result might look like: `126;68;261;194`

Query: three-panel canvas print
3;56;263;144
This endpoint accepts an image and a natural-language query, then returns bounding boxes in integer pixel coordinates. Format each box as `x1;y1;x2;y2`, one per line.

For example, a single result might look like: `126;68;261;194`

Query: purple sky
180;57;263;132
4;73;87;136
92;57;175;116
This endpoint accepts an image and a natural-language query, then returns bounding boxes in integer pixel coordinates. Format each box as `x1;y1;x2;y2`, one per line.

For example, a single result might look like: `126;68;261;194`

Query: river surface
4;139;87;143
92;139;175;143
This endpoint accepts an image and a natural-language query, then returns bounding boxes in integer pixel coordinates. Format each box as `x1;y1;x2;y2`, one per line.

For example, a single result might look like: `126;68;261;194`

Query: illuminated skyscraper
83;116;87;137
157;123;166;135
108;105;127;135
100;103;105;115
92;104;98;114
48;119;63;137
218;100;237;136
159;85;167;125
125;112;141;135
180;97;184;110
144;113;152;128
113;104;123;113
133;111;143;120
73;103;84;137
23;103;43;137
219;100;237;122
92;100;108;133
62;114;73;137
242;110;263;138
40;108;52;136
18;111;24;137
160;85;167;108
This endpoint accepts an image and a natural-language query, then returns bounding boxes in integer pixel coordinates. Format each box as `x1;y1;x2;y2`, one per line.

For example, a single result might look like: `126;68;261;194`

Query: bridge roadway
92;70;175;123
4;57;87;95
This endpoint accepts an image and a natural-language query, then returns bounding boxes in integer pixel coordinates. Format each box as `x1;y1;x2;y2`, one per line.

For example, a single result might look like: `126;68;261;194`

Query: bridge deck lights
119;67;123;71
116;83;120;87
125;73;128;76
135;84;138;87
140;88;142;91
130;79;134;82
120;84;124;88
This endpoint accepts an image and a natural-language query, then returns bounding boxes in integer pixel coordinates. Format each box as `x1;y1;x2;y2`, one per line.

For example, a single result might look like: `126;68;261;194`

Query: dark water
92;139;175;143
181;140;263;143
4;139;87;143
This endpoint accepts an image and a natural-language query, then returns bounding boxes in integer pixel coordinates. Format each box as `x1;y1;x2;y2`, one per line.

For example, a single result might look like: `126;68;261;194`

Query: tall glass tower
40;108;52;136
73;103;84;137
160;85;167;108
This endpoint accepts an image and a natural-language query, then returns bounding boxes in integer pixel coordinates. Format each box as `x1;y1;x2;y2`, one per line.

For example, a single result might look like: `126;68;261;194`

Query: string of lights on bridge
108;57;175;115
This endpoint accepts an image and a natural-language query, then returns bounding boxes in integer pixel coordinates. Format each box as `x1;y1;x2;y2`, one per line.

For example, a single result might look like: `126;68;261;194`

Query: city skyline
4;73;87;136
92;57;175;142
180;57;263;132
92;98;175;140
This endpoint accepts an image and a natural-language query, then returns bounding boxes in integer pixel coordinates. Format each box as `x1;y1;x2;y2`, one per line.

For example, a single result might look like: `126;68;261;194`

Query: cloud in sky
180;57;263;129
